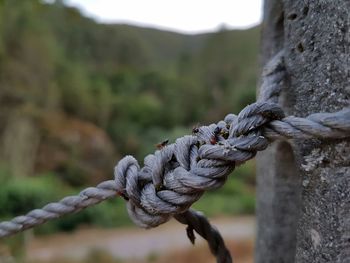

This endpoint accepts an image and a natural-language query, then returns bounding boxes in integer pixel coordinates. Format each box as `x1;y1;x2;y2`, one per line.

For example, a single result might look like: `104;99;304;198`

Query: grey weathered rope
232;103;350;140
0;103;348;230
258;49;286;103
113;102;350;231
0;180;117;237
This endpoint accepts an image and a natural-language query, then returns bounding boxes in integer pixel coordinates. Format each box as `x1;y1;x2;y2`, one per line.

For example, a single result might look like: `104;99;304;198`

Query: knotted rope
0;52;349;263
113;102;350;230
1;102;349;260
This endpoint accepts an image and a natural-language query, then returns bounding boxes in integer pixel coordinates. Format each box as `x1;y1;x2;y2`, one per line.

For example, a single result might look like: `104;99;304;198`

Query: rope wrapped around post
113;102;350;230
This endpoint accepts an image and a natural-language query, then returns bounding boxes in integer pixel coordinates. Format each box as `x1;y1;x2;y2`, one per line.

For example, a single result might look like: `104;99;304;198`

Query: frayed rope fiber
0;100;349;263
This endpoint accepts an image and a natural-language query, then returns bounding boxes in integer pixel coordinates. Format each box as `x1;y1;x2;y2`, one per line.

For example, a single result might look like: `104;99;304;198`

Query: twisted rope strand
0;180;117;237
264;108;350;139
175;210;232;263
0;103;348;237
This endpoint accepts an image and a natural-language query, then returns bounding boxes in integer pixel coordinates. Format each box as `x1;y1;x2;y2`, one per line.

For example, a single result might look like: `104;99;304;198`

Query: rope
113;102;350;230
0;51;349;263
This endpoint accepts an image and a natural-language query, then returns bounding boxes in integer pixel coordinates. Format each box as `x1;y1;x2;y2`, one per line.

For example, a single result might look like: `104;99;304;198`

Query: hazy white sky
63;0;263;34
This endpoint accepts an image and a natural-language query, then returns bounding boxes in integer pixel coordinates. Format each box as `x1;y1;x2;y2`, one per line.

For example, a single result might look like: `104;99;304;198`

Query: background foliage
0;0;259;235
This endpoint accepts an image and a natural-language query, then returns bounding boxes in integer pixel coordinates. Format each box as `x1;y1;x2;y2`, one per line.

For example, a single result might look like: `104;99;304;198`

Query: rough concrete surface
256;0;350;262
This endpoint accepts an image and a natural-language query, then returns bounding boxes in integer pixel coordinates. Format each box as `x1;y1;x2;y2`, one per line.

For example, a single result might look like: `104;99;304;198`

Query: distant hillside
43;5;260;72
111;24;260;68
110;24;208;64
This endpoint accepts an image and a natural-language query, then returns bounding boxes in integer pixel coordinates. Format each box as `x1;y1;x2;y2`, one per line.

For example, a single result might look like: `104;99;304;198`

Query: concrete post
256;0;350;262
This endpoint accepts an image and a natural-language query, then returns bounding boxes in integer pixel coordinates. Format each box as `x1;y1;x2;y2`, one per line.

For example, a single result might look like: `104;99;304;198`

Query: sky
63;0;263;34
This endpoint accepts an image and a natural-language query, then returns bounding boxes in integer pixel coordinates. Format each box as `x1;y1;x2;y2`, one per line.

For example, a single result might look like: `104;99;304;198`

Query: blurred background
0;0;262;262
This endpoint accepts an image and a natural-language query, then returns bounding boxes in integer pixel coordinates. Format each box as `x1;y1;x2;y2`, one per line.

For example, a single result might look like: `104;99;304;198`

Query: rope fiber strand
0;51;349;263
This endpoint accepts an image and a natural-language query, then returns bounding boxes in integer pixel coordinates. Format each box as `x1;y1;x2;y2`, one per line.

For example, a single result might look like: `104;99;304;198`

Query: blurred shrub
0;172;66;217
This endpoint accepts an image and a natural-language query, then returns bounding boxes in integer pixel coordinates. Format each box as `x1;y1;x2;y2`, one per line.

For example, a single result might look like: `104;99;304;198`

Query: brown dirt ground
23;216;255;263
